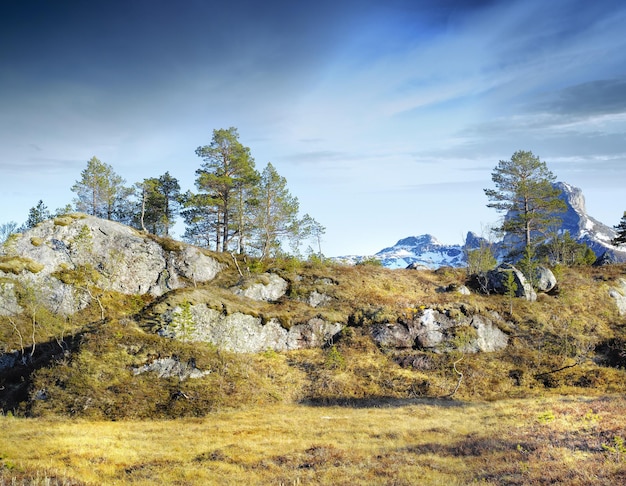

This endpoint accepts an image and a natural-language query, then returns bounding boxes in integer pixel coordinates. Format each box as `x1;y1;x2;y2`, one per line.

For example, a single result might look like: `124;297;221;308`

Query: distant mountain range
336;182;626;269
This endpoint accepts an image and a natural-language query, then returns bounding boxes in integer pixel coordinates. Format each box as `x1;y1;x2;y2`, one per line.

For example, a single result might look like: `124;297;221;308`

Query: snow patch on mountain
375;235;466;269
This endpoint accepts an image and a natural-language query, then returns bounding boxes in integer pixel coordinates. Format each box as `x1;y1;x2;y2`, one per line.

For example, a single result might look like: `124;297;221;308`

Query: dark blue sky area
1;0;625;255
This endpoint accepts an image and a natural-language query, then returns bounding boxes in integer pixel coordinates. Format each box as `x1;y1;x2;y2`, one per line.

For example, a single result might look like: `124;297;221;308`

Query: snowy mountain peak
375;234;465;269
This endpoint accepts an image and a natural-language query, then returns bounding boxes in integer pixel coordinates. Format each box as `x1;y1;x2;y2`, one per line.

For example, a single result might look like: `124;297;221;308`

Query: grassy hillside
1;256;625;418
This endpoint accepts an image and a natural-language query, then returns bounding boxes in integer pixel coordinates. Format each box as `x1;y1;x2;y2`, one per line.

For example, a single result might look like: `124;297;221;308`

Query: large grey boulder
534;266;557;293
0;215;224;315
485;264;537;301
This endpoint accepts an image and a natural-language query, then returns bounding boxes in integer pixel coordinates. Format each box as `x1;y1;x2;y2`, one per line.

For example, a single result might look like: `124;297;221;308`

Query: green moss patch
0;256;45;274
53;213;86;226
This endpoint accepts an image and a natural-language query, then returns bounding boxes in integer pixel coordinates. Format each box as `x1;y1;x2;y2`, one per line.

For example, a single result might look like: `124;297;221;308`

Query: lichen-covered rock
286;318;343;349
231;273;288;301
371;322;415;349
132;357;210;380
463;315;509;352
0;282;23;315
159;303;342;352
370;308;509;353
307;290;331;308
0;215;224;315
534;266;557;293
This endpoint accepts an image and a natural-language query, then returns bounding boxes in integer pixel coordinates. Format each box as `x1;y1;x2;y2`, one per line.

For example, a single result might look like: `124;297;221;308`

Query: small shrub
536;410;555;424
30;237;44;247
602;436;626;462
325;345;346;370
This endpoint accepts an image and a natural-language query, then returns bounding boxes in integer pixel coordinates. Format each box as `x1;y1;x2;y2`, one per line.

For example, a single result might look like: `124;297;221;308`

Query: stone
0;215;224;315
159;303;343;352
463;315;508;352
457;285;471;296
0;282;23;316
132;357;211;380
286;318;343;349
485;264;537;301
232;273;288;301
370;307;509;353
534;266;557;293
307;290;331;308
371;322;414;349
609;279;626;316
414;309;454;349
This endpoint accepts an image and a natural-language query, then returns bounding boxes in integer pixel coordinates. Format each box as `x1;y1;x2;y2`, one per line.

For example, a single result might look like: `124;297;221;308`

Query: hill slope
1;215;625;418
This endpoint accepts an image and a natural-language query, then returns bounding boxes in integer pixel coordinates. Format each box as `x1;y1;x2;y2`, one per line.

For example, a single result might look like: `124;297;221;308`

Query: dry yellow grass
1;395;625;485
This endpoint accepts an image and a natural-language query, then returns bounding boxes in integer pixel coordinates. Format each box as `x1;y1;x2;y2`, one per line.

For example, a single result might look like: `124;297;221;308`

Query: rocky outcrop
231;273;288;301
371;308;509;353
0;214;224;315
159;303;342;352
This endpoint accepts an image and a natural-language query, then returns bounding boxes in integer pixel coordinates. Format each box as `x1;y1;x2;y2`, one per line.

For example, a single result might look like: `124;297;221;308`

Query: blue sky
1;0;625;256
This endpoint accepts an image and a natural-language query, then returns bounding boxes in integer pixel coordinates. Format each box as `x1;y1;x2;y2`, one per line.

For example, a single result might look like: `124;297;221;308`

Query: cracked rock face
231;273;288;301
371;308;509;353
0;215;224;315
159;303;342;352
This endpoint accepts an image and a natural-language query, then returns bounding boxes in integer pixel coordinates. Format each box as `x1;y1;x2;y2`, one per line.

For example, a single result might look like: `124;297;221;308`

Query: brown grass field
1;394;625;485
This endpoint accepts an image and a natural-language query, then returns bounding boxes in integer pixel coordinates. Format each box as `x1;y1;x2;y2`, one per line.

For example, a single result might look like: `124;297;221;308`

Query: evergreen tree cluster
10;127;324;259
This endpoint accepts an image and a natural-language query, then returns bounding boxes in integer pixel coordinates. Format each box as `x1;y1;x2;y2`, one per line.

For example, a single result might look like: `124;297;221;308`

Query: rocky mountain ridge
340;182;626;269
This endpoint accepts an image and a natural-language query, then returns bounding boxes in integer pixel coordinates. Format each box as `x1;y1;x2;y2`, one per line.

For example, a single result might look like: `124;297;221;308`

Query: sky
1;0;625;257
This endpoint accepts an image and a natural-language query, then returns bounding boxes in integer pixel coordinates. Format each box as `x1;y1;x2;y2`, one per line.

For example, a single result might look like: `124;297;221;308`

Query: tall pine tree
194;128;257;252
253;162;300;259
484;150;566;256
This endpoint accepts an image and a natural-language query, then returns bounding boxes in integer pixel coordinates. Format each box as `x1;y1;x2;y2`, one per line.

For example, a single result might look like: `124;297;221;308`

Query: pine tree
25;200;50;228
484;150;566;256
158;172;181;236
71;157;128;220
253;162;300;259
181;192;219;249
194;128;257;252
613;211;626;246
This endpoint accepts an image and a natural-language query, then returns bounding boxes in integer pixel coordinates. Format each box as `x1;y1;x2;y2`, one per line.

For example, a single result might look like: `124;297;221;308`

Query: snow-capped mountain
374;235;466;269
554;182;622;258
336;181;625;269
333;233;485;269
501;181;625;262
